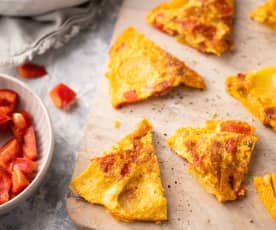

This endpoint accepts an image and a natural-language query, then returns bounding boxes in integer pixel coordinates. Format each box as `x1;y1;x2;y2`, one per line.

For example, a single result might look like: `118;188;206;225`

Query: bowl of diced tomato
0;74;54;214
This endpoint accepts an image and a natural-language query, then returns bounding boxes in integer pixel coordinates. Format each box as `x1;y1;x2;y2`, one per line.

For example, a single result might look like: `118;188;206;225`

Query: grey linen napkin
0;0;103;65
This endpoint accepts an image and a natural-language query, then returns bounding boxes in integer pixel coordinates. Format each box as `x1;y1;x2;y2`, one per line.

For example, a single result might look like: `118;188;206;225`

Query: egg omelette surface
251;0;276;30
70;119;167;222
147;0;234;55
226;67;276;132
106;27;206;108
254;174;276;220
167;120;258;202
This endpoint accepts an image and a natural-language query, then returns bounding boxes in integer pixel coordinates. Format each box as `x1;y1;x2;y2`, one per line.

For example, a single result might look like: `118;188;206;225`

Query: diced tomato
0;89;18;115
17;63;47;79
11;169;30;195
12;158;37;176
96;155;115;173
0;167;11;204
22;126;38;161
123;90;138;103
0;138;21;170
11;112;32;140
49;83;77;109
220;122;252;135
225;138;238;154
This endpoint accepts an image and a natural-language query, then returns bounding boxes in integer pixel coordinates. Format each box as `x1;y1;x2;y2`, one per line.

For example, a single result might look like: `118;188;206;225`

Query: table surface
0;0;122;229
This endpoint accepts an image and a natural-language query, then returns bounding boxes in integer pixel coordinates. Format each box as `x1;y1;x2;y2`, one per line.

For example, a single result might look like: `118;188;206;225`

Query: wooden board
67;1;276;229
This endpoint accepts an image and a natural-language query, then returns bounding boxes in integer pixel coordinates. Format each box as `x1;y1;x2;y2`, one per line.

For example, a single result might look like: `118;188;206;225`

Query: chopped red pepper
17;63;47;79
0;89;18;115
11;112;32;141
49;83;77;109
225;138;238;154
0;167;12;204
97;155;116;173
12;158;37;176
12;169;30;195
221;122;252;135
0;138;21;170
22;126;38;161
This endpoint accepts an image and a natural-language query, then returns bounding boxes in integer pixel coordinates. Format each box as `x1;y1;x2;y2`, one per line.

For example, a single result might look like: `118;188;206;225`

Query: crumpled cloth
0;0;103;65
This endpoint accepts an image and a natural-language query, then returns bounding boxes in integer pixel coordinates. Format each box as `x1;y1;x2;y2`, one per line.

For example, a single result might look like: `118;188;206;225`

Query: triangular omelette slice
106;27;206;108
226;67;276;132
167;120;258;202
70;119;167;222
147;0;234;55
254;174;276;220
251;0;276;30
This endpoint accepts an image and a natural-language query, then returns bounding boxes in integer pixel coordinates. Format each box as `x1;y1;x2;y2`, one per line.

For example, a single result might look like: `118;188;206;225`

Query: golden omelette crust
70;119;167;222
254;174;276;220
147;0;234;55
251;0;276;30
167;120;257;202
106;27;206;108
226;67;276;132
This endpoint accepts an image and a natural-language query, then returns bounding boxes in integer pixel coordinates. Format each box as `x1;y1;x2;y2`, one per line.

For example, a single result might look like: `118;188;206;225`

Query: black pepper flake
174;181;177;184
249;219;254;224
163;133;167;137
168;185;171;188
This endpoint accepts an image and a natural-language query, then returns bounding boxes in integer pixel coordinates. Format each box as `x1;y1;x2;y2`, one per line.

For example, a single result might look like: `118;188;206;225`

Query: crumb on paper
114;120;121;128
211;112;217;118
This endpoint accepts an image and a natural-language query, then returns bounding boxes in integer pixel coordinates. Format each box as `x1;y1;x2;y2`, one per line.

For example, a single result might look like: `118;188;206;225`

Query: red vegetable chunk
23;126;38;161
0;167;11;204
12;158;37;176
0;138;21;170
11;112;32;140
17;63;47;79
49;83;77;109
12;169;30;195
0;89;18;115
221;122;252;135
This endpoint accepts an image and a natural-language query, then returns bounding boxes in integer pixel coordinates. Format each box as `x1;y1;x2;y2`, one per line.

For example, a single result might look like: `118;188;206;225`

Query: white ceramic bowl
0;74;54;215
